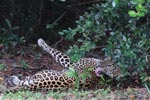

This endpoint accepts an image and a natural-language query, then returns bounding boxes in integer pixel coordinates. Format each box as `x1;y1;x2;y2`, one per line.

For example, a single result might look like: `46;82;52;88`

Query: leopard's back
7;69;101;91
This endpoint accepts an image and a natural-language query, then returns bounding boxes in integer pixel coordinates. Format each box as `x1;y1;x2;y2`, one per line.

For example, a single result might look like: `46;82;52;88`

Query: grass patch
1;88;112;100
1;87;150;100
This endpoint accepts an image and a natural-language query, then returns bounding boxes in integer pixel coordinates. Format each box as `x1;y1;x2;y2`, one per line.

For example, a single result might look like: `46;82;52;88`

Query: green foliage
19;60;29;69
140;72;150;90
59;0;150;84
66;67;94;90
98;88;111;98
0;18;25;50
80;68;93;82
0;64;6;70
98;75;112;86
105;32;149;75
128;0;149;17
66;67;79;90
66;41;95;62
0;0;92;50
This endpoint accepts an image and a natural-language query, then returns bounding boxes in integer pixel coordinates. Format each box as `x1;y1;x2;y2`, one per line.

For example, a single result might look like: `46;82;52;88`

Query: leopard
37;39;120;77
6;38;121;91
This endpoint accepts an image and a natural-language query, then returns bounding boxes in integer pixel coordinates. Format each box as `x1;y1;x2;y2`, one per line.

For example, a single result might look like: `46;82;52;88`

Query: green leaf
100;75;105;81
136;0;145;4
125;43;130;49
122;35;127;42
66;67;76;77
5;18;12;28
0;64;6;70
1;28;7;32
20;60;28;68
81;73;91;82
136;3;143;11
58;32;64;35
46;23;57;29
144;84;150;94
60;0;66;2
80;68;93;82
11;26;20;31
70;54;81;63
112;0;119;7
145;55;150;63
128;10;137;17
137;11;145;17
66;67;80;89
86;21;92;27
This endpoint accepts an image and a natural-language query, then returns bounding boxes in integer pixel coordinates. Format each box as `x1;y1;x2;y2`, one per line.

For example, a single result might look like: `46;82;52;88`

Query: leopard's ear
104;56;111;61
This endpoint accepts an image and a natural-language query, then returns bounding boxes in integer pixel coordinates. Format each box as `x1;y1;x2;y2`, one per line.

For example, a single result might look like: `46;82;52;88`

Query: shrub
58;0;150;85
0;18;25;52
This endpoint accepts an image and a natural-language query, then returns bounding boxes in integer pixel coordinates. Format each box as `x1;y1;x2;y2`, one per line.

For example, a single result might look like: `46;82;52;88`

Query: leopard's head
95;57;121;78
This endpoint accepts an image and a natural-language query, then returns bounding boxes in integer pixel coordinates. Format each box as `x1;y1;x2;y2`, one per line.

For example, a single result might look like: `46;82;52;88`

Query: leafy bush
128;0;149;17
0;0;92;46
0;18;25;51
58;0;150;85
0;0;90;54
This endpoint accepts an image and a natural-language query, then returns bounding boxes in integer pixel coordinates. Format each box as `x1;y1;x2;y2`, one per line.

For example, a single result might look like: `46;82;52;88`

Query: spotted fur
7;39;121;91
